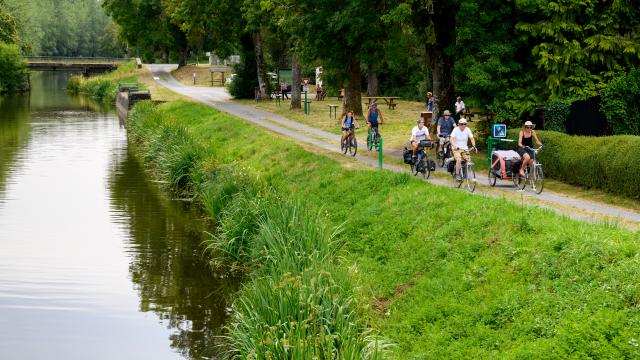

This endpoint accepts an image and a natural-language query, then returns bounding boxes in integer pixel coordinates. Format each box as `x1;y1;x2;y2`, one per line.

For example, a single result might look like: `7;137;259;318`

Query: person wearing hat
410;118;433;161
366;101;384;144
436;110;457;159
517;121;543;176
450;118;477;181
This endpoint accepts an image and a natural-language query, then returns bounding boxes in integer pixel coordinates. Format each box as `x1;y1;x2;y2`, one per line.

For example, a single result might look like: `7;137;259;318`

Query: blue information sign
492;124;507;138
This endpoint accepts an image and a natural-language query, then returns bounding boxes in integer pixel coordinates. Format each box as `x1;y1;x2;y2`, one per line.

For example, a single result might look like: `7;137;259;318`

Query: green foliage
516;0;640;99
227;34;257;99
66;62;138;102
0;4;18;45
601;69;640;135
508;129;640;198
0;41;27;93
130;100;640;357
544;99;570;132
3;0;123;56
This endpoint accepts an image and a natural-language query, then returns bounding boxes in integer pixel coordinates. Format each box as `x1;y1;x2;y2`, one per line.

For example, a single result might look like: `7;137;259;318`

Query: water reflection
0;71;232;359
108;145;232;359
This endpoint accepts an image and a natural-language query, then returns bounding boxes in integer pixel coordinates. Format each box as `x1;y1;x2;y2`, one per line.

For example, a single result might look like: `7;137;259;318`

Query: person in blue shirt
366;102;384;143
341;111;359;145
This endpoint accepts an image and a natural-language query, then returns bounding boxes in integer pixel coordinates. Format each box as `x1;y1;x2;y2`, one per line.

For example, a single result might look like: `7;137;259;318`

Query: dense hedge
508;129;640;198
600;69;640;135
544;99;569;132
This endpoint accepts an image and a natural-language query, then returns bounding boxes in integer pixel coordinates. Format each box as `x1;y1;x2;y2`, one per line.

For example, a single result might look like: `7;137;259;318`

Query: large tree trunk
343;55;363;117
367;63;379;96
290;54;301;109
429;3;456;118
253;32;269;100
178;49;189;67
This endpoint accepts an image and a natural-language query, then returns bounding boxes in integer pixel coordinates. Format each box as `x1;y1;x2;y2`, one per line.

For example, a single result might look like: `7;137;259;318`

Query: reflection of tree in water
0;95;32;192
108;146;235;359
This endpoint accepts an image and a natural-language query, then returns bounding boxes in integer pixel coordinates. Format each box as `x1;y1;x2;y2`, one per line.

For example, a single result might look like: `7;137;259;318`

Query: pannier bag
445;157;455;174
419;140;433;149
491;150;521;178
403;147;413;164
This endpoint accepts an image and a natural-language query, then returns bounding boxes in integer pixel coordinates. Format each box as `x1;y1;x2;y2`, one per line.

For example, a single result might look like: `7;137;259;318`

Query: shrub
544;99;570;132
601;69;640;135
508;129;640;198
0;41;27;93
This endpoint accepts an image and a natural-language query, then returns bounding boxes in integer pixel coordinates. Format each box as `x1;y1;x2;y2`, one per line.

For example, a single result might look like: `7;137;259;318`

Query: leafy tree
600;68;640;135
517;0;640;99
0;1;19;45
0;41;27;93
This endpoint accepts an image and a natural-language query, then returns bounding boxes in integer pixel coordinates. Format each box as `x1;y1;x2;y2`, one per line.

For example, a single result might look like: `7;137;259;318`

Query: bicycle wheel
413;158;420;176
341;138;348;154
367;131;373;151
350;136;357;157
532;165;544;194
488;169;497;186
466;164;476;192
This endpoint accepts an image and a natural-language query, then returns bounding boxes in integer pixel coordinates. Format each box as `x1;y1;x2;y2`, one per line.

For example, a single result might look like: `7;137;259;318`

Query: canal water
0;72;229;359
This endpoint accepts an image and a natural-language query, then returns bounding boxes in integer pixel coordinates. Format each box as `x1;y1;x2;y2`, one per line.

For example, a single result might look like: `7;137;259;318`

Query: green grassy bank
127;100;640;358
66;62;139;102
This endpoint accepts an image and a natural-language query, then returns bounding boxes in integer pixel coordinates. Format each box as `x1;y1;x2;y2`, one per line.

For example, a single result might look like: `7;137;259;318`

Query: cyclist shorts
517;147;535;158
342;127;353;132
369;122;379;129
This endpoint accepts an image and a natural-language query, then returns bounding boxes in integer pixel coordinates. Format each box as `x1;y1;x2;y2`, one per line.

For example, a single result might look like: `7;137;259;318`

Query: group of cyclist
340;101;541;181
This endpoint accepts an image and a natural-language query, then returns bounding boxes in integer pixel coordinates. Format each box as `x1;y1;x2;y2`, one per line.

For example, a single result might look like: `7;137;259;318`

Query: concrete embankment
116;87;151;120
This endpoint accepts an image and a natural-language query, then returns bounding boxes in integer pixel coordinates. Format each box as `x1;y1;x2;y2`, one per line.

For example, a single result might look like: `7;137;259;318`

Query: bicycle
367;126;381;151
516;145;544;194
341;126;358;157
435;134;452;167
451;147;477;193
412;140;433;179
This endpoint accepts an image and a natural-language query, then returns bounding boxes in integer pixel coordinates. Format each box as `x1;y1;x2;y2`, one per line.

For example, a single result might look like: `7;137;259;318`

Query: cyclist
450;118;476;181
341;111;359;145
517;120;543;176
410;118;432;162
366;102;384;144
436;110;456;158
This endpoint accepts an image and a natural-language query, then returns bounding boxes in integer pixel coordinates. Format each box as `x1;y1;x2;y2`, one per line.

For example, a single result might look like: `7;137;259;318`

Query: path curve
146;65;640;227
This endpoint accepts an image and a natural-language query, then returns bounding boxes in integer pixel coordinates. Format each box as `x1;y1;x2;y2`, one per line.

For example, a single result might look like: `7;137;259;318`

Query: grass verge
66;62;140;102
127;100;640;358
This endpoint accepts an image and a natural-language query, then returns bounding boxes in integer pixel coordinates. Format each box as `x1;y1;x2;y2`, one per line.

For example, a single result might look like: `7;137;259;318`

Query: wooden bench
363;96;400;110
328;104;339;119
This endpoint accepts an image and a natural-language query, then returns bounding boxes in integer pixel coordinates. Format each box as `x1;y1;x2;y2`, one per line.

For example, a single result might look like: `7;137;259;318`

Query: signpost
303;78;310;115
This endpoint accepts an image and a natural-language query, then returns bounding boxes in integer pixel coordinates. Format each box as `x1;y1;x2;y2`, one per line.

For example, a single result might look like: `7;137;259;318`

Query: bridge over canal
26;57;133;75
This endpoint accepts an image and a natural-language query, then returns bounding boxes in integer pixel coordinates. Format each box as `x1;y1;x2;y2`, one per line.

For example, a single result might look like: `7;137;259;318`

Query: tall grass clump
223;201;392;358
66;61;139;102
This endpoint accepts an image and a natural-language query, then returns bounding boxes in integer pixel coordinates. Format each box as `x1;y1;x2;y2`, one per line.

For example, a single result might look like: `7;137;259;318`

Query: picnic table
363;96;400;110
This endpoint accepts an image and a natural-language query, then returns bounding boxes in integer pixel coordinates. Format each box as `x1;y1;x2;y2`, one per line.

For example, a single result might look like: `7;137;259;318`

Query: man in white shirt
455;96;466;118
450;118;476;180
410;118;432;161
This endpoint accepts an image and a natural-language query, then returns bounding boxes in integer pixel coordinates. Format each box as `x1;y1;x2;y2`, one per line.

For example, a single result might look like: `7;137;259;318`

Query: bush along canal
127;100;640;358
